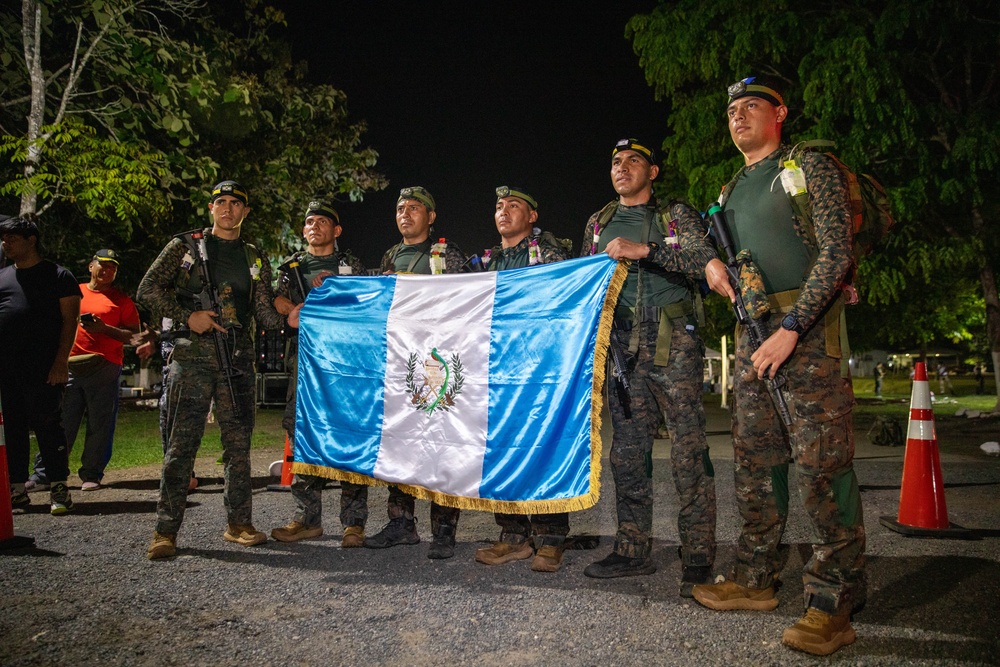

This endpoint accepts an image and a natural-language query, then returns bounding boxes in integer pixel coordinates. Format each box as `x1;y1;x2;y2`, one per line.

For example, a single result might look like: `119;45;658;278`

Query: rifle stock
608;329;632;419
706;203;793;427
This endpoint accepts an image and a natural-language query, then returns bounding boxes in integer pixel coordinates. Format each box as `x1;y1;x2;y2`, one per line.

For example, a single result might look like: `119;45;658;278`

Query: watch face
782;314;801;333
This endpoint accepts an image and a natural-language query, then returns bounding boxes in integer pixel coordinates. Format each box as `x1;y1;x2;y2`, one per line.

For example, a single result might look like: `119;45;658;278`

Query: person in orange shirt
28;249;140;491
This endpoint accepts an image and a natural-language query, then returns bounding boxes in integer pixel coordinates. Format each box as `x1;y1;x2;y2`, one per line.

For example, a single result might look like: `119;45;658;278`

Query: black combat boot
427;524;456;559
583;552;656;578
363;517;419;549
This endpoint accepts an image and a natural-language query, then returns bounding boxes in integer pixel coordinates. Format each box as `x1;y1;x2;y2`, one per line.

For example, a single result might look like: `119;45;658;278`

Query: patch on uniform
405;348;465;415
665;218;680;247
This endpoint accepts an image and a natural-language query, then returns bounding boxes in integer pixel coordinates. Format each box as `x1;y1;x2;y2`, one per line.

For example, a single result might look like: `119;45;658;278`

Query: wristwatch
646;241;659;257
780;313;805;335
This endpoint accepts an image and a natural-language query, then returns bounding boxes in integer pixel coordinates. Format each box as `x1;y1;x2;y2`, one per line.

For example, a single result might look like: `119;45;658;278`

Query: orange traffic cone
1;390;36;550
266;433;294;492
879;362;972;538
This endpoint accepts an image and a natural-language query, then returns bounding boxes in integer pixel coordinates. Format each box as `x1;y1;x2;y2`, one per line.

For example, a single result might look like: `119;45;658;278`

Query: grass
30;405;288;475
30;373;999;476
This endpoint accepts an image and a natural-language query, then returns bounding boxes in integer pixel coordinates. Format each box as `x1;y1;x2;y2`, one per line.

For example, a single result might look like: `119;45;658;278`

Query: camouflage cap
495;185;538;210
304;199;340;224
397;186;436;211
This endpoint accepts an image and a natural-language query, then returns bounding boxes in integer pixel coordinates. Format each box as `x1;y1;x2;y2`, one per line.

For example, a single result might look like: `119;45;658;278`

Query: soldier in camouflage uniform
580;140;717;592
693;76;865;657
139;180;293;560
270;200;368;548
366;186;465;558
472;186;572;573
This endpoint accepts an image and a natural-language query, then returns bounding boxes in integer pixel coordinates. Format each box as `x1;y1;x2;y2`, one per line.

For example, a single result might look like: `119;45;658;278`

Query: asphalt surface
2;402;998;666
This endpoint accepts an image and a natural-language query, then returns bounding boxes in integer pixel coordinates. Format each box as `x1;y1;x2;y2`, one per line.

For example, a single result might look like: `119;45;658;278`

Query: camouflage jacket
276;249;367;304
580;198;716;281
379;237;466;274
723;146;852;332
137;229;283;348
483;231;570;271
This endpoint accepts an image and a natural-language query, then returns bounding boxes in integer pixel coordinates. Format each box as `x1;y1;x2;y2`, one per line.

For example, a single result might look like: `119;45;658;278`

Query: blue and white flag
292;254;626;513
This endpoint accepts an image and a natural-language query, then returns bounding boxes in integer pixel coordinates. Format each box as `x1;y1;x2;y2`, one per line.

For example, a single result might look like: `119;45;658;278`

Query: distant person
873;362;885;397
975;363;985;395
138;180;294;559
579;138;717;597
695;74;865;657
269;200;368;548
27;248;140;492
937;363;954;394
473;186;572;573
0;216;81;515
366;186;464;559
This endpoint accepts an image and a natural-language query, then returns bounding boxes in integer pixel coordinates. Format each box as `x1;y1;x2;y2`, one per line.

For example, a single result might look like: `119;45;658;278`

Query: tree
627;0;1000;405
0;0;385;285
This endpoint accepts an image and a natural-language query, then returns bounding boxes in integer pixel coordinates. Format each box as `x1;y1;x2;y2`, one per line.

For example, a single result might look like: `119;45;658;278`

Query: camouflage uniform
582;199;717;563
380;237;465;274
378;237;465;534
484;232;572;546
138;229;283;535
277;250;368;530
721;146;865;615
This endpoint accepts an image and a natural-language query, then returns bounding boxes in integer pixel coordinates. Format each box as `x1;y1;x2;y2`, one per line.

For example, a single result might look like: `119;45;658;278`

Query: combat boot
679;565;713;598
364;517;419;548
782;608;856;656
583;552;656;579
475;539;532;565
530;545;564;573
427;524;456;559
692;580;778;611
147;531;177;560
341;525;365;548
224;523;268;547
271;520;323;542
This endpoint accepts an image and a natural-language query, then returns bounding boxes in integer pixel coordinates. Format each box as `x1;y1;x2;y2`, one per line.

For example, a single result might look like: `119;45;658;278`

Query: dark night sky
280;1;668;269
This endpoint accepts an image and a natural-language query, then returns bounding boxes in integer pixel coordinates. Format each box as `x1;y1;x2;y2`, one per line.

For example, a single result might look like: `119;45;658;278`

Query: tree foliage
628;1;1000;377
0;0;385;285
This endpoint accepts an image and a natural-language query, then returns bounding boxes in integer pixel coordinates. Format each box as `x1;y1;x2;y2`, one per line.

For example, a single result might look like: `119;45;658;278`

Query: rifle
278;255;309;304
608;326;632;419
189;230;244;419
706;203;793;426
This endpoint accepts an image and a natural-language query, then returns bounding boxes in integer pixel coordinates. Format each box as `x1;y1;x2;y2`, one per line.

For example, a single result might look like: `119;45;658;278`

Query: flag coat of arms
292;254;626;513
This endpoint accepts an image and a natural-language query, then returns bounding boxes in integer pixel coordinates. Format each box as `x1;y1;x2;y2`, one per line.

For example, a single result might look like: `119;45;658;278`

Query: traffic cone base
267;433;294;492
882;362;973;540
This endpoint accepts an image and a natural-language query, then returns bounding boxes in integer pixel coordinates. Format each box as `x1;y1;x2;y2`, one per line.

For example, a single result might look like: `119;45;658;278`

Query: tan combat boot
530;545;564;573
475;540;533;565
147;532;177;560
224;523;268;547
691;580;779;611
270;520;323;543
782;608;856;656
342;525;365;548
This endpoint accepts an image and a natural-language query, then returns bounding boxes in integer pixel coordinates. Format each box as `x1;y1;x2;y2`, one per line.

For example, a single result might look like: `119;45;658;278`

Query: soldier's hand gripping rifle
190;230;244;419
278;255;309;304
706;203;793;426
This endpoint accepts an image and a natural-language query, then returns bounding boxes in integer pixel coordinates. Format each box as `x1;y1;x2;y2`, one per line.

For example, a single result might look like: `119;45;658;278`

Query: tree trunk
20;0;45;218
973;207;1000;411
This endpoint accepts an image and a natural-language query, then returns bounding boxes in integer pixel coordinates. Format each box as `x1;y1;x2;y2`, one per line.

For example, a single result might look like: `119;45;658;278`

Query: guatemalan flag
292;254;626;513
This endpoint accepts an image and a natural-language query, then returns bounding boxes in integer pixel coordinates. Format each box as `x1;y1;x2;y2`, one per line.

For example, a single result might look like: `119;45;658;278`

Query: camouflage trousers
493;512;570;547
387;486;460;536
156;345;256;534
731;323;866;615
284;349;369;530
607;318;714;561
